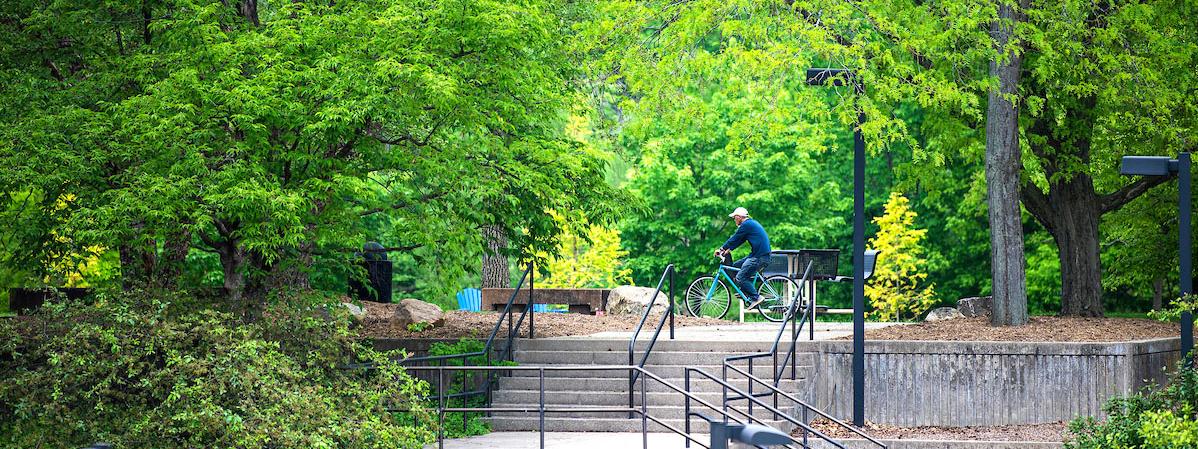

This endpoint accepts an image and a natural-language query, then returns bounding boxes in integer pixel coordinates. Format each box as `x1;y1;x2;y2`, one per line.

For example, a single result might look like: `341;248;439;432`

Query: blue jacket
721;218;771;259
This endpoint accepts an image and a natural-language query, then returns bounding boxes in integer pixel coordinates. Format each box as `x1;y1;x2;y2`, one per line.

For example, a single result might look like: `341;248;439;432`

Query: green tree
584;0;1198;319
0;0;626;307
612;77;853;285
865;192;937;321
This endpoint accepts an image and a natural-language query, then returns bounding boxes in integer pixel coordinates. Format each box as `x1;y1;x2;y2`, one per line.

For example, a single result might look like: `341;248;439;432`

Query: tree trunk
218;241;246;307
119;219;156;290
1153;277;1164;311
156;227;190;289
482;225;510;289
985;0;1028;326
1050;175;1104;316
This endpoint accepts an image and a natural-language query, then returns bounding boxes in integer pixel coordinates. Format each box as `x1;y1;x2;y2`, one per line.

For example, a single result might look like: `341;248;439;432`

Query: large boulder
342;302;367;323
606;286;668;316
393;298;445;327
957;296;993;318
925;307;964;322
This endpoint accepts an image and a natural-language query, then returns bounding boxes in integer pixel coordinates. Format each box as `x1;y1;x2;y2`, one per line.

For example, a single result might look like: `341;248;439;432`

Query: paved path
425;432;700;449
578;321;898;342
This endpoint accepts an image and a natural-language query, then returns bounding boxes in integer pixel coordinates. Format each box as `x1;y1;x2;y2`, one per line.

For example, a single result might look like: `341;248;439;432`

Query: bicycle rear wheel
758;275;800;322
685;276;731;319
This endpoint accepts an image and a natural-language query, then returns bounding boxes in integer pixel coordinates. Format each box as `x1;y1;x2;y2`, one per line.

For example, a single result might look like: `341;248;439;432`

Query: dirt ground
804;420;1070;442
845;316;1179;342
356;301;727;339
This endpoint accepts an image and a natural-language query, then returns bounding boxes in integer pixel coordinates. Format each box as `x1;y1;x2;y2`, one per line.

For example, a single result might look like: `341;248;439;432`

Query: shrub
865;192;937;321
1066;363;1198;449
0;289;434;449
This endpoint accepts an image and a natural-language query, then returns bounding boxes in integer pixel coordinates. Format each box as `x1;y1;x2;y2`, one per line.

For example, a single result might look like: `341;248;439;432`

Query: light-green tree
866;192;937;322
540;223;632;289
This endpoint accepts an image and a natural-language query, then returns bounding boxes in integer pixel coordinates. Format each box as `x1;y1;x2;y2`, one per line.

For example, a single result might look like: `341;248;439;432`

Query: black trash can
8;287;92;315
349;242;393;303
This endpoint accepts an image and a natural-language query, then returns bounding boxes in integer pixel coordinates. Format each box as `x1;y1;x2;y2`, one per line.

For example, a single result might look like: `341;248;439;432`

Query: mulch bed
844;316;1179;342
804;420;1070;442
356;301;727;339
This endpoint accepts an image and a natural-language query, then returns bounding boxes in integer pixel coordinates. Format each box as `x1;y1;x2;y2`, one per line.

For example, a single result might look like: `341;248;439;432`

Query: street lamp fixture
806;67;867;425
1120;153;1192;365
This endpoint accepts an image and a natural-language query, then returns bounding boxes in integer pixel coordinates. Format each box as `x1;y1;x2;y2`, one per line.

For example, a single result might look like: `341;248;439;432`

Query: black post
1180;153;1192;366
852;94;866;427
806;67;868;425
529;261;535;339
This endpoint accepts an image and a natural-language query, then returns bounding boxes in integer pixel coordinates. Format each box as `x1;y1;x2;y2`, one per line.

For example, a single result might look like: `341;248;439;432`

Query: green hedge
0;290;435;448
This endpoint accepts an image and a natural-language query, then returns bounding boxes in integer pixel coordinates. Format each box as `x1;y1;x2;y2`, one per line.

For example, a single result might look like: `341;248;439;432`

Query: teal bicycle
683;256;800;322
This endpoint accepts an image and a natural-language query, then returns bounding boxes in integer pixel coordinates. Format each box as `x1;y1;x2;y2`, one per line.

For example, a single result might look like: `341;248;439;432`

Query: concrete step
513;350;815;367
496;375;805;394
486;416;794;433
489;403;795;420
516;338;818;355
505;363;812;380
492;390;739;407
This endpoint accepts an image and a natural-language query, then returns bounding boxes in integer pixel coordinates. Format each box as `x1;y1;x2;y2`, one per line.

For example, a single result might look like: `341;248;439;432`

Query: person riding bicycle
713;207;772;310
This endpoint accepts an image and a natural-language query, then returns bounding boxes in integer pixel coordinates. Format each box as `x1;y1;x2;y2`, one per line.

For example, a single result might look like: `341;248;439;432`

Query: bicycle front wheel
758;275;800;322
685;276;731;319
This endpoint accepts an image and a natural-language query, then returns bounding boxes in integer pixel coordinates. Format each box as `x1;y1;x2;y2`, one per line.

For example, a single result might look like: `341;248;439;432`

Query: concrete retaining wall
804;338;1180;426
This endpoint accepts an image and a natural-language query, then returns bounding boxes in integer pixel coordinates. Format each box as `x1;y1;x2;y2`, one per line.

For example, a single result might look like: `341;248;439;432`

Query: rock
393;298;445;327
606;286;668;316
925;307;964;322
957;296;993;318
343;302;367;323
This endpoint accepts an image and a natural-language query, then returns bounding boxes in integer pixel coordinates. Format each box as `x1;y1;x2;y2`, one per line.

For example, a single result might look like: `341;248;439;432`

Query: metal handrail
627;264;676;411
394;264;535;413
724;261;814;385
722;262;813;425
401;365;794;449
724;363;886;449
685;366;845;449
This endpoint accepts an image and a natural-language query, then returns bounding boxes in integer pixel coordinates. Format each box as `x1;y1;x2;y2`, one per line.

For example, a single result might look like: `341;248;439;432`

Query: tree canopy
0;0;628;307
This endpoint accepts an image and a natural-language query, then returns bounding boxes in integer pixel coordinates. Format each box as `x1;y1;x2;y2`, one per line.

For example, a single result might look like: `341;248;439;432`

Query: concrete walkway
425;432;1065;449
425;432;699;449
579;321;898;342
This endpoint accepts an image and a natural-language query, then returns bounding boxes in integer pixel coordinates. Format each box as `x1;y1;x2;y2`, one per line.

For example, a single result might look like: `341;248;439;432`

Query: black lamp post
806;68;867;426
1120;153;1192;366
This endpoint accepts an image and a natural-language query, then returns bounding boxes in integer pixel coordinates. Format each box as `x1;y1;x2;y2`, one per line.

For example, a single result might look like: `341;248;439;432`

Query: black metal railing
722;363;886;449
684;366;847;449
627;264;676;413
391;263;537;415
405;364;812;449
722;261;814;398
711;260;883;449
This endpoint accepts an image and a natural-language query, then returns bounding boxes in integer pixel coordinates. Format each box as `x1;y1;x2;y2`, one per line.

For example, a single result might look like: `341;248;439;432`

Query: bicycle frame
706;264;780;305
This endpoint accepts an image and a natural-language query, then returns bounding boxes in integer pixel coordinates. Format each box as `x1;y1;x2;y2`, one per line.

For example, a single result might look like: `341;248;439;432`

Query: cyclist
713;207;772;309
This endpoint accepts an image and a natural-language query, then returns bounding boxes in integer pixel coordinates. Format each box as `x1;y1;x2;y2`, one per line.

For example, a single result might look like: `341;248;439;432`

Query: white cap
728;207;749;218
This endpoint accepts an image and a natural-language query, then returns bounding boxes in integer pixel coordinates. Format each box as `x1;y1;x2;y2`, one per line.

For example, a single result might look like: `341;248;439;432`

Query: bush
0;289;435;449
1066;363;1198;449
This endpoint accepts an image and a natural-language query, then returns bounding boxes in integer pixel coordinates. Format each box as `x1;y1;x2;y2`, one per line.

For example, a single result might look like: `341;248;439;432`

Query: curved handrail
724;363;886;448
627;264;675;406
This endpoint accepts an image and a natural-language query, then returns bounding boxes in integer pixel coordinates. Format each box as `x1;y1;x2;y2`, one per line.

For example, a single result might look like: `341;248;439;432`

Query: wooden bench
480;288;609;314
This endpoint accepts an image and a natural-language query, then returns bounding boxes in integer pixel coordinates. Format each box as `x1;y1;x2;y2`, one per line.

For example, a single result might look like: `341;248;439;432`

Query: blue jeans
730;256;768;301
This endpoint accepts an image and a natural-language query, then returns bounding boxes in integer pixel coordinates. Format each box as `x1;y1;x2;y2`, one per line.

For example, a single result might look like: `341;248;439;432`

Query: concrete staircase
487;338;814;433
